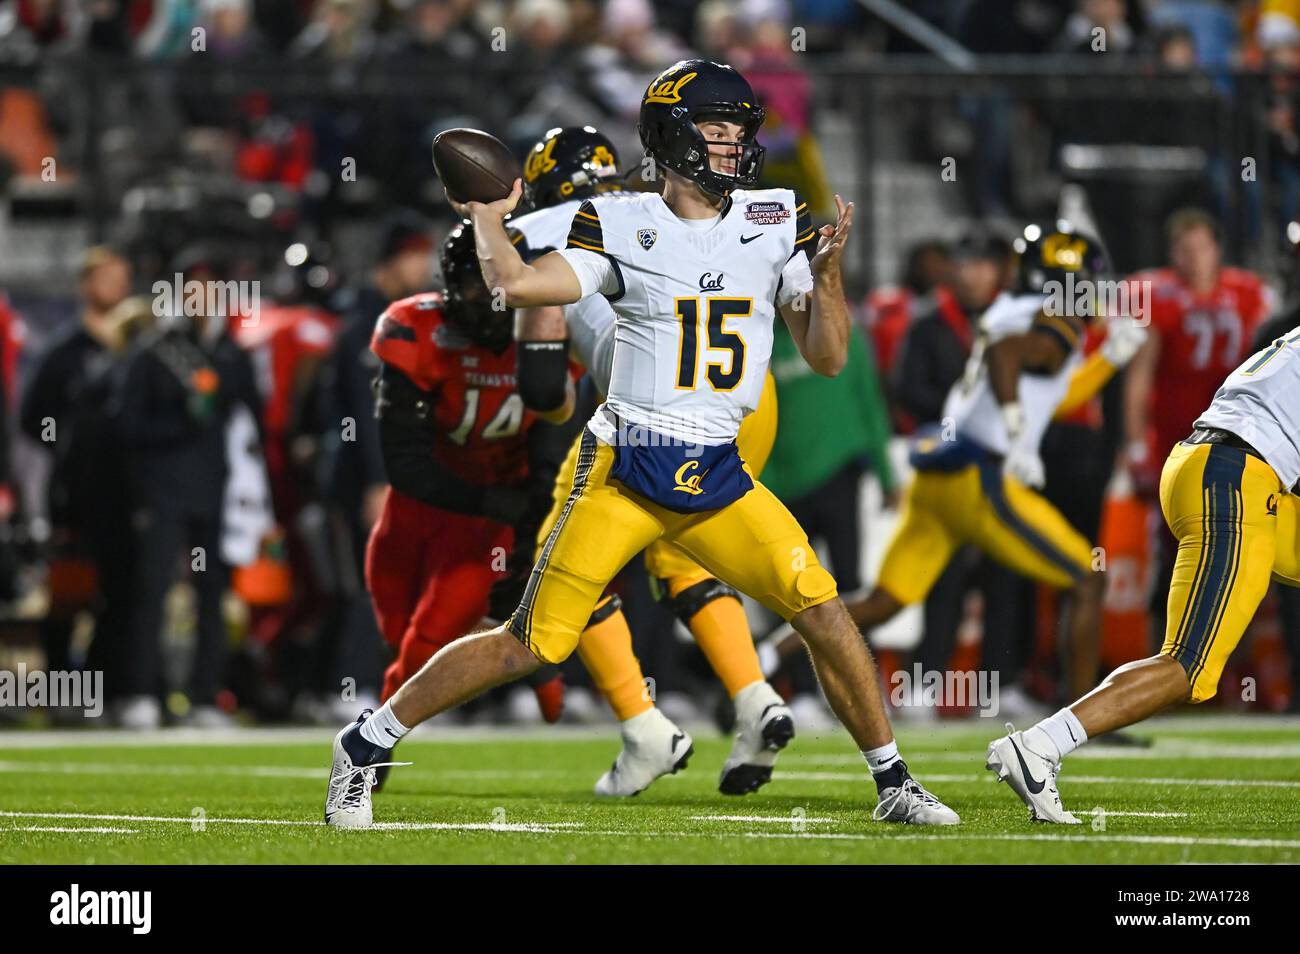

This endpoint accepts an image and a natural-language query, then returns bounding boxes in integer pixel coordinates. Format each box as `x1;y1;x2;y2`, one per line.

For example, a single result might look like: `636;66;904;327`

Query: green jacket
761;322;897;502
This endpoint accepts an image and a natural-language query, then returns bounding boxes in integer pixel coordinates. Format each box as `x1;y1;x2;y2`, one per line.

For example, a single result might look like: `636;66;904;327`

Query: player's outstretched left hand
1003;444;1046;489
810;193;854;277
449;178;523;223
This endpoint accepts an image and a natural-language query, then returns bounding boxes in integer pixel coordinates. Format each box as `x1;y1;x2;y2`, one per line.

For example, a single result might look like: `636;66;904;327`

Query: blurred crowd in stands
2;0;1300;729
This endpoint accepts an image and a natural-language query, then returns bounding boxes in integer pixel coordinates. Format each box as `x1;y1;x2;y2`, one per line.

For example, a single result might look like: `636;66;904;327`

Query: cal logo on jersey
637;228;657;250
745;201;789;225
645;71;697;104
674;460;705;496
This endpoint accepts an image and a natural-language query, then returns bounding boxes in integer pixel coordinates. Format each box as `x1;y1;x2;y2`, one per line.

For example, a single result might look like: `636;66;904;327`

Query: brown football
432;128;520;204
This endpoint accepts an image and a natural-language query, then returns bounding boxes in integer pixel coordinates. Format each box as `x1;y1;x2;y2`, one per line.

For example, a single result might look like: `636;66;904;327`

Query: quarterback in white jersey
990;324;1300;823
508;125;800;800
559;186;813;446
323;59;961;829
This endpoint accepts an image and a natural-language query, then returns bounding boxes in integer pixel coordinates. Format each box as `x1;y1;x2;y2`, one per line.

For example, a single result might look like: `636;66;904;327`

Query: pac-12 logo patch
744;201;789;225
637;228;658;250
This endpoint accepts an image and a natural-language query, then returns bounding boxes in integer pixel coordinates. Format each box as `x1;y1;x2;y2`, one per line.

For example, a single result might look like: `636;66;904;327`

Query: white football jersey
559;188;815;445
1196;324;1300;489
942;291;1083;456
509;198;619;393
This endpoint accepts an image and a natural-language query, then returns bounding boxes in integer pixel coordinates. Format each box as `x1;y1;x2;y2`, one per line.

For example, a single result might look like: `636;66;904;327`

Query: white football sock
862;739;902;775
620;707;659;734
1024;708;1087;762
359;702;409;749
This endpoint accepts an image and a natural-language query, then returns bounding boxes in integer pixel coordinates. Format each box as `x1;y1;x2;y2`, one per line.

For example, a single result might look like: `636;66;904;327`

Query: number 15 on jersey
674;296;752;392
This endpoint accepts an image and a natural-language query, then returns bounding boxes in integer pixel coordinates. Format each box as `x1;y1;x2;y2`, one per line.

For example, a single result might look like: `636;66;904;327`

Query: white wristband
1000;402;1026;443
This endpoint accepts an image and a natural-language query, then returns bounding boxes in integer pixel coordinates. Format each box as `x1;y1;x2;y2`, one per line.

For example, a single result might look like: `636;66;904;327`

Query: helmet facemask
644;103;766;198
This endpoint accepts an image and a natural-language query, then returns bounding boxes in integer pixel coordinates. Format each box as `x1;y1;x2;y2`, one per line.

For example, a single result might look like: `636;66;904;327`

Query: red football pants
366;488;513;702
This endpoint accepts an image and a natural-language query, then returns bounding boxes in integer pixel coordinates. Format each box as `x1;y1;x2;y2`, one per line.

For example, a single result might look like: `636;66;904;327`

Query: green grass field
3;715;1300;864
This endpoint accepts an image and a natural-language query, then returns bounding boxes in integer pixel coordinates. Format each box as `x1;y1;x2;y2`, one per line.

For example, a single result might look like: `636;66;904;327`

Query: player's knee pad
586;593;623;629
656;576;740;626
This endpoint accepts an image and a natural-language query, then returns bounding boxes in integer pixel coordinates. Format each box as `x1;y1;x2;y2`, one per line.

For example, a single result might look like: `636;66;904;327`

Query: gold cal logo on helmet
645;71;698;105
524;138;558;182
1041;233;1087;270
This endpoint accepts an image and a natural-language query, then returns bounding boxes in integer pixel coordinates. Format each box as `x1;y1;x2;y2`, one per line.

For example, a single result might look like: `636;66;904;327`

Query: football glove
1003;444;1047;489
1101;314;1149;366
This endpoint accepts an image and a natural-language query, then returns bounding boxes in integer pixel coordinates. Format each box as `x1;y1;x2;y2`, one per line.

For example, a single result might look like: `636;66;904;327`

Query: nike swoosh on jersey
740;233;763;244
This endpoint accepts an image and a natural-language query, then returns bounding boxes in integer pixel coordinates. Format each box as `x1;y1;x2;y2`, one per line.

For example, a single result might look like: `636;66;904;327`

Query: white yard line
1;713;1297;749
0;725;616;749
3;811;1288;852
777;771;1300;788
793;741;1300;764
2;825;138;834
0;760;325;779
0;760;572;781
718;832;1300;849
0;810;580;833
2;759;1297;792
689;814;837;824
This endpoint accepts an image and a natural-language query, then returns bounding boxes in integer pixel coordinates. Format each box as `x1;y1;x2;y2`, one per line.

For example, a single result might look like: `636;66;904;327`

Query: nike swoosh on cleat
759;703;781;720
1008;738;1046;795
740;234;763;244
671;732;686;752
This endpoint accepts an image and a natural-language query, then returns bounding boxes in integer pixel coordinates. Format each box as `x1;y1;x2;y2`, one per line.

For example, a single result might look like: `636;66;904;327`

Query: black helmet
523;126;622;209
440;221;511;351
638;59;766;198
275;240;340;310
1013;221;1110;298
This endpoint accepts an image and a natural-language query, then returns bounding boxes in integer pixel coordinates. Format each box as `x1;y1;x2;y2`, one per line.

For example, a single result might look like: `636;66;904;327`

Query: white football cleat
324;713;410;828
115;695;162;730
595;708;693;797
872;764;961;825
719;681;795;795
986;723;1081;824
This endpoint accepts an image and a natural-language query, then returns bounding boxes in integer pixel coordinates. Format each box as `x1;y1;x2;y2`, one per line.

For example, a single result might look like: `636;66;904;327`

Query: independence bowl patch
744;201;790;225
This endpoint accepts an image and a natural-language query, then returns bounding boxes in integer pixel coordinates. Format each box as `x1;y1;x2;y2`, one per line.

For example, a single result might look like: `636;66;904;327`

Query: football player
364;223;567;754
989;326;1300;822
757;226;1150;696
327;59;959;828
831;227;1147;701
1122;209;1271;498
509;125;795;797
